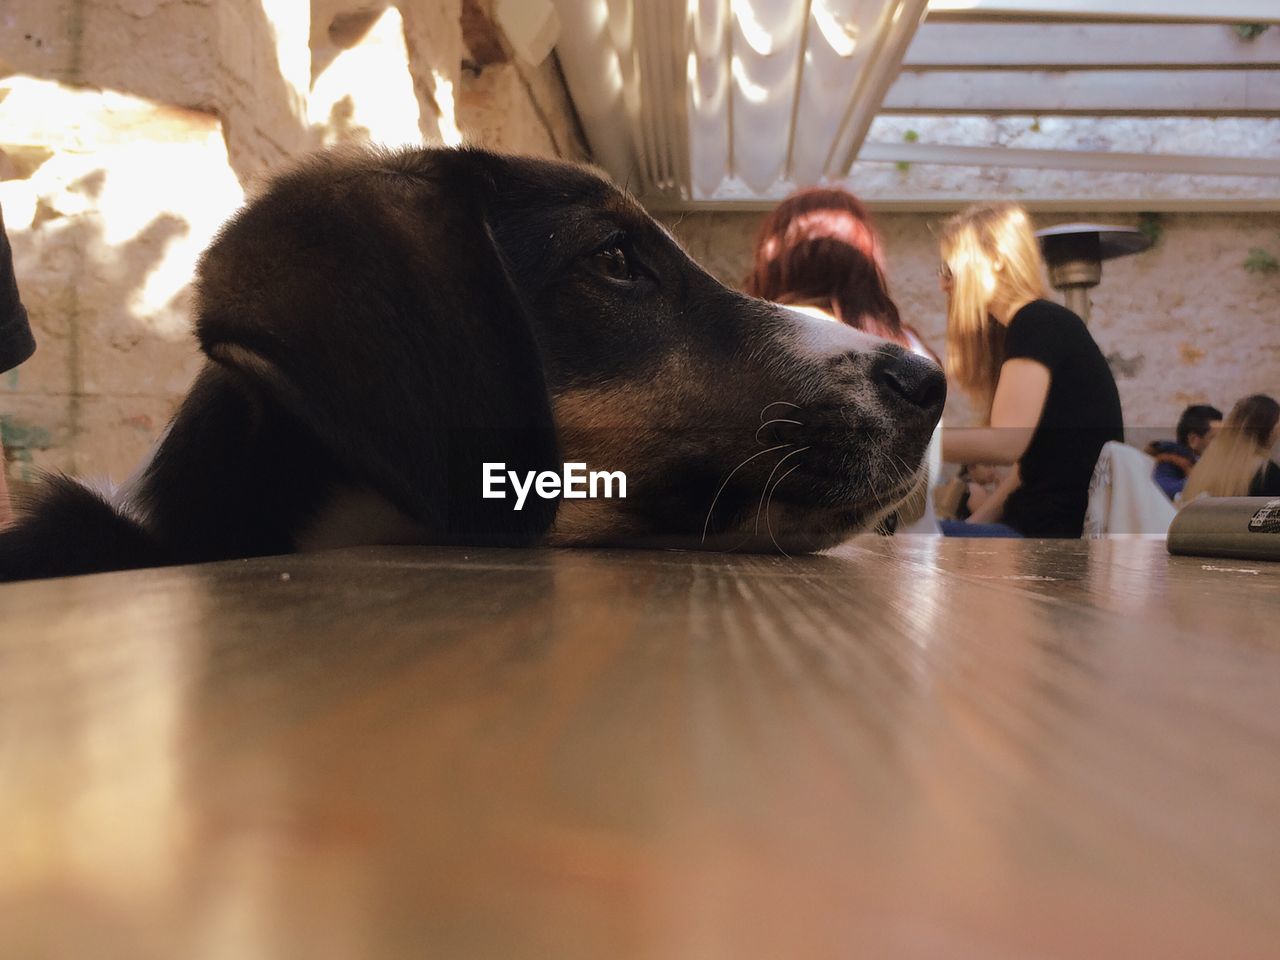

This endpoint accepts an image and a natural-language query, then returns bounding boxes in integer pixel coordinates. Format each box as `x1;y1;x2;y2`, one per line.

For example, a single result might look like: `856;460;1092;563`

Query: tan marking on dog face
546;363;715;545
552;356;714;473
546;496;637;546
553;384;659;476
296;487;428;551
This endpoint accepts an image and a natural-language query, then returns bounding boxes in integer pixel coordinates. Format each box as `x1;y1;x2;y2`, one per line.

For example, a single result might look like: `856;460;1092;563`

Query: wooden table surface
2;538;1278;959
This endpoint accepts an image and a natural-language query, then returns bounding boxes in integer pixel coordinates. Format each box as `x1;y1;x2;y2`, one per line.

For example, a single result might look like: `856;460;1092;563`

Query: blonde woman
936;203;1123;537
1181;395;1280;502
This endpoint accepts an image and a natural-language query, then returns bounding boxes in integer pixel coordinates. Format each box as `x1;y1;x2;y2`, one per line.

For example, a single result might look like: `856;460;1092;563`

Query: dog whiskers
866;462;890;515
755;418;803;446
882;454;910;493
891;454;923;496
755;446;810;535
866;453;926;539
702;443;794;544
759;400;802;423
766;461;805;558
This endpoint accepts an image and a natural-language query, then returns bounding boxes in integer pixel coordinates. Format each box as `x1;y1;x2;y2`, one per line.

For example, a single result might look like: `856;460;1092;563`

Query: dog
0;146;944;581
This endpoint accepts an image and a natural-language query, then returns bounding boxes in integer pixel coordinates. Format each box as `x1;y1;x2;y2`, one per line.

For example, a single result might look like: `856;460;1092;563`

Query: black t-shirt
1251;461;1280;497
0;203;36;374
1000;299;1124;537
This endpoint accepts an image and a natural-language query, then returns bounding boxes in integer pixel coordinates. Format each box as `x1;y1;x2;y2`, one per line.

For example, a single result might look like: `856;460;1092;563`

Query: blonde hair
938;203;1049;411
1181;394;1280;502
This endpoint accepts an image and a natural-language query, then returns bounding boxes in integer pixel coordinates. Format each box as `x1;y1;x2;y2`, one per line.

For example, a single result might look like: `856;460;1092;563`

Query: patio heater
1034;223;1152;323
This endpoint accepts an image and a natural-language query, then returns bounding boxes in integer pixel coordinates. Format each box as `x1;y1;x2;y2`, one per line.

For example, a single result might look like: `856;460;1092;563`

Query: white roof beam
788;0;914;186
645;196;1280;213
925;0;1280;24
825;0;932;175
884;69;1280;115
858;140;1280;177
905;23;1280;69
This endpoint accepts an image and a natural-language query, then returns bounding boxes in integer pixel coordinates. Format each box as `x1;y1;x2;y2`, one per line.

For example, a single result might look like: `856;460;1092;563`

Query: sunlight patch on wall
308;6;423;149
0;76;245;340
431;69;465;147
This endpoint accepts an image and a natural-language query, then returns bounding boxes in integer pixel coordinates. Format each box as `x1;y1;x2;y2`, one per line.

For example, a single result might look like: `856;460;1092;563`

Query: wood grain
1;539;1277;958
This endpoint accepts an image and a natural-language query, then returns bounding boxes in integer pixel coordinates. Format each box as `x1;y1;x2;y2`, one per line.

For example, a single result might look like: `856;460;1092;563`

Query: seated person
0;203;37;527
1146;403;1221;501
935;463;1005;521
1181;395;1280;502
935;203;1124;538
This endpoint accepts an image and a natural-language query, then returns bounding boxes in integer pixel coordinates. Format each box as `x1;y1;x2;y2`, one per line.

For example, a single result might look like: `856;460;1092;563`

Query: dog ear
193;148;560;544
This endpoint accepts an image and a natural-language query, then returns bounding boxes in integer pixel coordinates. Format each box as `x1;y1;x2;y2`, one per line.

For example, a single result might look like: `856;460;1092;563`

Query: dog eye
591;244;636;282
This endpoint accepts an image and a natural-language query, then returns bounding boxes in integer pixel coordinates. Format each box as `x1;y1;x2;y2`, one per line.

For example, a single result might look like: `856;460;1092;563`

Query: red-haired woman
745;187;941;532
745;187;936;358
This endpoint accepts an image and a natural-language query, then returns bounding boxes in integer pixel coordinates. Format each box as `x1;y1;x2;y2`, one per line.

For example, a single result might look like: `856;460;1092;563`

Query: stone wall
666;209;1280;438
0;0;587;484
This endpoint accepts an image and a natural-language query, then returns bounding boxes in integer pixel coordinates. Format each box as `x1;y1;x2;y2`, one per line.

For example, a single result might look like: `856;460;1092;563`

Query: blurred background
1;0;1277;484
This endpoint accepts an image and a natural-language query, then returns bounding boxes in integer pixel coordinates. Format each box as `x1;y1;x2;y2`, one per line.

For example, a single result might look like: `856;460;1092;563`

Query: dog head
195;147;943;553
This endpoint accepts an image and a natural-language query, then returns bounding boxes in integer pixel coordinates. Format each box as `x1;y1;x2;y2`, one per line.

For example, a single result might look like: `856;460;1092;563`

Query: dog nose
876;352;946;415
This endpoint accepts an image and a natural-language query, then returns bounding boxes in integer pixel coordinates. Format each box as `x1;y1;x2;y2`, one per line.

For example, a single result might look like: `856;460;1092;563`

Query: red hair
744;187;909;347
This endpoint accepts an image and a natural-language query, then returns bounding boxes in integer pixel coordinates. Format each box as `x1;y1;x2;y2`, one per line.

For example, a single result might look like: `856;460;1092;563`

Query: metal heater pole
1036;224;1152;325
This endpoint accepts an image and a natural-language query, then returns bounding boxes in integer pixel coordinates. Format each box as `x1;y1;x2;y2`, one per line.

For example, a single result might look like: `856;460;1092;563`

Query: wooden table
2;538;1278;959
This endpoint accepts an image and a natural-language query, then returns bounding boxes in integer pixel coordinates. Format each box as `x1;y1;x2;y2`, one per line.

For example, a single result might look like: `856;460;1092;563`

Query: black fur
2;476;160;579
